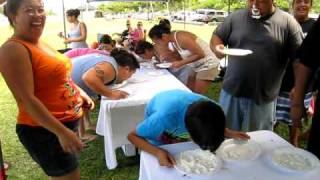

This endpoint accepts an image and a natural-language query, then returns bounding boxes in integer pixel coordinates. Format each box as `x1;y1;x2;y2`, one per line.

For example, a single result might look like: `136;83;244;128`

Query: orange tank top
8;38;83;126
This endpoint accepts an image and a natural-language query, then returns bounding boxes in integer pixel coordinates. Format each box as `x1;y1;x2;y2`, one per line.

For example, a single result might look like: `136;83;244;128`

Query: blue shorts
219;89;276;131
16;120;79;177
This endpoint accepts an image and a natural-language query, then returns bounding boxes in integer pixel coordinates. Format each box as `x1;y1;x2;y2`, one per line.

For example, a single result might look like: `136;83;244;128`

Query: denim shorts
16;120;79;177
219;89;276;131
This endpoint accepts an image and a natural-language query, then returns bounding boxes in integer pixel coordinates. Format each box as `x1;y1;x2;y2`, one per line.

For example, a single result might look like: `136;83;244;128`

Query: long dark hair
66;9;80;18
110;49;140;70
148;24;171;39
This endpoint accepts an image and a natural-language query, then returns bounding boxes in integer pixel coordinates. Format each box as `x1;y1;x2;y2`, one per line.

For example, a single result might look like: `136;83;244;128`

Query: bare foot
86;124;96;132
80;134;97;143
4;162;9;170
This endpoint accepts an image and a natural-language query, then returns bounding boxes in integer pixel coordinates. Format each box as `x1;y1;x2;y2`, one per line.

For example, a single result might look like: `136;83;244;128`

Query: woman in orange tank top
0;0;93;179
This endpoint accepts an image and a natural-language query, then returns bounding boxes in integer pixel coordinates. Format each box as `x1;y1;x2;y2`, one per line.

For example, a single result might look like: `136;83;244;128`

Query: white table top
95;64;190;169
139;130;320;180
96;65;190;136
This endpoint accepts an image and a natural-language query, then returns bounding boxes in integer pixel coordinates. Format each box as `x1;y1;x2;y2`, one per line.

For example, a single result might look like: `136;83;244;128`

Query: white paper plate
147;71;165;76
269;147;320;173
156;62;172;69
109;81;127;89
216;139;261;162
174;149;222;176
222;48;253;56
127;77;147;83
140;62;154;69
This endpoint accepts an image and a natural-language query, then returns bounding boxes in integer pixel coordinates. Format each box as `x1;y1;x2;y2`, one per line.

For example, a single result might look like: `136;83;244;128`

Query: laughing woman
0;0;94;179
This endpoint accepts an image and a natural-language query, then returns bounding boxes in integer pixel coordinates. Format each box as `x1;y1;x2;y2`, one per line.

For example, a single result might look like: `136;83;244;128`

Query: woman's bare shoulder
0;41;30;63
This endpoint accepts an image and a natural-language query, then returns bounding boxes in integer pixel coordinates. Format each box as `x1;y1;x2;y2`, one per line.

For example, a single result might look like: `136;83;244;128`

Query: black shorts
16;120;79;177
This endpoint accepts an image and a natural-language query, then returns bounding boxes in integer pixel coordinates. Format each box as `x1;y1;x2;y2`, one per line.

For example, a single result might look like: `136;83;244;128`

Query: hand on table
110;90;129;100
156;148;176;168
224;128;250;140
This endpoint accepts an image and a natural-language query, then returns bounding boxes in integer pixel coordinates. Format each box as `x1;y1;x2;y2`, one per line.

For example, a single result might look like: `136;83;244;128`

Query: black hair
4;0;24;27
66;9;80;18
159;18;171;30
110;48;140;70
148;24;171;39
185;100;226;152
134;40;154;55
99;34;113;44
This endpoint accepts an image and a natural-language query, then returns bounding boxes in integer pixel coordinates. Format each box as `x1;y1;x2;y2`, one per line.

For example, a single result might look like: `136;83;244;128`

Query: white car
195;9;228;23
172;11;199;21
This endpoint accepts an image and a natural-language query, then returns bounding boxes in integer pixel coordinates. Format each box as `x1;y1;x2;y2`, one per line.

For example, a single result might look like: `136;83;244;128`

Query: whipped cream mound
222;143;255;161
175;149;220;174
273;152;313;171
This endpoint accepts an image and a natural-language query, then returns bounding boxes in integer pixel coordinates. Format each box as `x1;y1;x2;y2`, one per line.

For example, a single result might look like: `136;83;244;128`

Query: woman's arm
291;63;312;127
65;22;87;43
82;62;128;99
0;42;83;153
128;130;176;167
75;84;95;110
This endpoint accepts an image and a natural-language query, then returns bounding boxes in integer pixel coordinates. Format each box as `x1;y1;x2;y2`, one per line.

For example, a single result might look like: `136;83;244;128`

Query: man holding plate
210;0;303;132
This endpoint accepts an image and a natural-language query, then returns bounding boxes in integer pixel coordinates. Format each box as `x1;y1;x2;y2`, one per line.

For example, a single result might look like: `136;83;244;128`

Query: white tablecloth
96;65;190;169
139;130;320;180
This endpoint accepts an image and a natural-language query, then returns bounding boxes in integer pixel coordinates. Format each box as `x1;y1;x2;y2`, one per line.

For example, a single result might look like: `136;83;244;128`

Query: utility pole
62;0;67;49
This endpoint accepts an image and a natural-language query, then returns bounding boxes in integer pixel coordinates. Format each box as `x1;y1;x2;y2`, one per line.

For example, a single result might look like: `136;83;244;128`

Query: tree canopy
97;0;320;13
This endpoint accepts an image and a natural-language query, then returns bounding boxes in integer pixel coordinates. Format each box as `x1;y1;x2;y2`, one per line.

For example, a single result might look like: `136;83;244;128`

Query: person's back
64;48;109;58
128;89;249;167
71;54;118;97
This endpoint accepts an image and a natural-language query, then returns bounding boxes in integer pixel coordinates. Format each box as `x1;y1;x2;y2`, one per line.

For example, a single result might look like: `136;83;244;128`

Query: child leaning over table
128;89;250;167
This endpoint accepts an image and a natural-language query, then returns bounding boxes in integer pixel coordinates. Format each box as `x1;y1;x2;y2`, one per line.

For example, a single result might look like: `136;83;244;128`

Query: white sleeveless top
169;31;219;72
68;23;88;49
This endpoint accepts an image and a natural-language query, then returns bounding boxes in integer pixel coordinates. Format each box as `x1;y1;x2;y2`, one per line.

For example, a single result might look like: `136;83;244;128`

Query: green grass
0;17;309;179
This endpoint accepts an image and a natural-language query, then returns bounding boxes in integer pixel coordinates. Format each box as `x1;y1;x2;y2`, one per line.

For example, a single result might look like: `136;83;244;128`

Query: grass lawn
0;18;307;179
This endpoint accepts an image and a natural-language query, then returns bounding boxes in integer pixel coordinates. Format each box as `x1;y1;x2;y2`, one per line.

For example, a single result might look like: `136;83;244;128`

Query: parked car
171;10;199;21
195;9;227;23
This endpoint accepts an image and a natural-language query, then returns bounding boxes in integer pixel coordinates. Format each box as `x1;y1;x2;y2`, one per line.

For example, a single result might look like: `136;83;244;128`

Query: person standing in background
131;21;145;47
291;16;320;159
210;0;303;132
60;9;88;49
275;0;315;146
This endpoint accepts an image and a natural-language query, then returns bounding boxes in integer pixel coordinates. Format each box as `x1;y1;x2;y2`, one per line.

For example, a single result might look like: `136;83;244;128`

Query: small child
128;89;249;167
